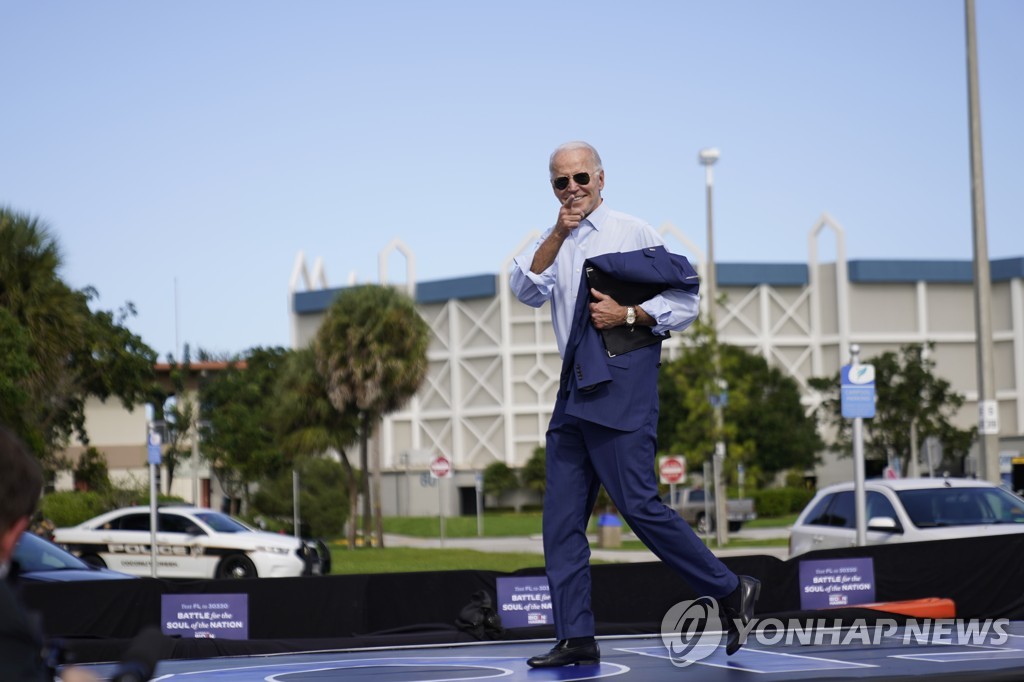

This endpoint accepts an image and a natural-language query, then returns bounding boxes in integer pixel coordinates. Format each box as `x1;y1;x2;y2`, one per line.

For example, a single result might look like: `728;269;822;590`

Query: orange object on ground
855;597;956;619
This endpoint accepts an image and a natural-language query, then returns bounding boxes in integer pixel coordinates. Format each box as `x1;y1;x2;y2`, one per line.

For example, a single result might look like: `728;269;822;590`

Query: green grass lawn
382;512;544;538
323;536;786;575
610;537;788;552
329;512;791;575
381;511;796;539
743;513;798;529
326;546;548;574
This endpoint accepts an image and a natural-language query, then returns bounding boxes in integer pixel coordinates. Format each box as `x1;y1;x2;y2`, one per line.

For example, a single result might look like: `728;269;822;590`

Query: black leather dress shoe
725;575;761;656
527;639;600;668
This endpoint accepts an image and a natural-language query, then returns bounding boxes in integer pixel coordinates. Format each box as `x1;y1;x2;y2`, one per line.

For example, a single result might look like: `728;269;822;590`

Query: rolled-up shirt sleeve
641;288;700;336
509;231;556;308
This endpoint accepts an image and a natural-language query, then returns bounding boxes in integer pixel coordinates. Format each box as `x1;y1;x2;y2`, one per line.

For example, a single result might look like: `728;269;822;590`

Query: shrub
252;457;347;537
750;487;815;517
41;491;108;528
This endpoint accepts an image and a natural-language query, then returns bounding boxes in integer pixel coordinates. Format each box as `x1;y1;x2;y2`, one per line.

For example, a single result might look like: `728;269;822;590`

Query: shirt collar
581;199;609;230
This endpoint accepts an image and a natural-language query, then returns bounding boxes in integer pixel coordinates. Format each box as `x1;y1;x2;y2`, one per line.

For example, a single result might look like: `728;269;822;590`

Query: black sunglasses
552;172;591;190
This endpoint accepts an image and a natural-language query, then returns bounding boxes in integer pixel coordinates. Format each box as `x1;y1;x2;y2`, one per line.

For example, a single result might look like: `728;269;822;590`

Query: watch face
626;307;636;325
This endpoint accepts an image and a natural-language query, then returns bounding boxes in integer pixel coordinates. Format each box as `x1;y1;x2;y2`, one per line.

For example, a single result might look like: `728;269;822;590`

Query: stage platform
75;623;1024;681
28;534;1024;680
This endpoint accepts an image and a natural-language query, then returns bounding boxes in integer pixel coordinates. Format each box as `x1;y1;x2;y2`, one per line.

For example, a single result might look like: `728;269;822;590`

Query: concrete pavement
384;525;791;562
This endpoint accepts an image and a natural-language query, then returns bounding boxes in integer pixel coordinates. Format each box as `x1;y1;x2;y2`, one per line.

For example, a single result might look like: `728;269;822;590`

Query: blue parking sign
147;429;162;465
841;364;875;419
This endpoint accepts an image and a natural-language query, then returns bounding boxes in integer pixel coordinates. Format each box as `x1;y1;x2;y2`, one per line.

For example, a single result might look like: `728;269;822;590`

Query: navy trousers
542;395;740;639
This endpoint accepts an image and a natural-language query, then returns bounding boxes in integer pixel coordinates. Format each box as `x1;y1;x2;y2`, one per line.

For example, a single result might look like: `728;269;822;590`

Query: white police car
52;506;326;579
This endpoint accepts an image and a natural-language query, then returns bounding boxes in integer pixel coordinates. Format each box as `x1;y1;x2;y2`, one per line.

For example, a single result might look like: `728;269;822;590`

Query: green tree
273;348;361;548
483;461;519;506
809;342;975;475
73;446;111;492
727;349;823;479
156;344;202;496
0;308;38;452
658;320;822;486
659;321;726;479
200;347;292;508
314;285;430;548
252;456;348;537
0;207;157;474
521;446;546;496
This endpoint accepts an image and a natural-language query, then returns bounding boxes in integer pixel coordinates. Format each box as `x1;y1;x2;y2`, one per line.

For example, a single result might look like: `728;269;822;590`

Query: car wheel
81;554;107;569
696;514;708;534
728;521;742;533
217;554;258;579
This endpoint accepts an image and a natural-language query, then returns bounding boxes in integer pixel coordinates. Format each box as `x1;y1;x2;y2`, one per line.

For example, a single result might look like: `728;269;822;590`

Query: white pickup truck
663;488;757;533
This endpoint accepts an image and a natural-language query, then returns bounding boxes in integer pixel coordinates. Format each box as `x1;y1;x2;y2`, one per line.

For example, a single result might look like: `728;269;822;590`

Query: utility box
597;513;622;548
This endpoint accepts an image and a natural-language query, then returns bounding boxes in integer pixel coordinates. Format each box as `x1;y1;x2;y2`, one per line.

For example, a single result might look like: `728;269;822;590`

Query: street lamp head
698;148;720;166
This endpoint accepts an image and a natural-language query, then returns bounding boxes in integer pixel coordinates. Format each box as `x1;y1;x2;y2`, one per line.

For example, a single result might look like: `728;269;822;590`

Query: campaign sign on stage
162;593;249;639
496;576;552;627
799;558;875;610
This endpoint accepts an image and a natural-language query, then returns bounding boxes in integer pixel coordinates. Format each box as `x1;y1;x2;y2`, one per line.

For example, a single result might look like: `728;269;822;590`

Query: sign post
841;345;875;547
429;455;452;547
702;461;712;545
147;423;163;578
475;471;484;537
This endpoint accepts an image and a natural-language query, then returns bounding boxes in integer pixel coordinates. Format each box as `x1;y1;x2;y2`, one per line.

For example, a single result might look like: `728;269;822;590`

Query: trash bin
597;513;622;548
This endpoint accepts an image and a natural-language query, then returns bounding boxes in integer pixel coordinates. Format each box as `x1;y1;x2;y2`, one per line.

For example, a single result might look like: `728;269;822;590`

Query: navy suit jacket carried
559;246;700;432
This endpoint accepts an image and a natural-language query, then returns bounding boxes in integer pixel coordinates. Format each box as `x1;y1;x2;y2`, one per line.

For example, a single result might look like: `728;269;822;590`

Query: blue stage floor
74;622;1024;681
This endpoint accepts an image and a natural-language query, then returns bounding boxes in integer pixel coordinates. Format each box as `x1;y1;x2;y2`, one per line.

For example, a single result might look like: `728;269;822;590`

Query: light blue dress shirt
509;201;700;358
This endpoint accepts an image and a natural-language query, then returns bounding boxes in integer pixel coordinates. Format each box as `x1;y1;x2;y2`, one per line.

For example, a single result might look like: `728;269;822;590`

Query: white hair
549;141;603;175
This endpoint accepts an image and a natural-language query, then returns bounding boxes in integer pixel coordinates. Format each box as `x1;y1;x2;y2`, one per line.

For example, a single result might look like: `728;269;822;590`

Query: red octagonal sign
659;456;686;484
430;455;452;479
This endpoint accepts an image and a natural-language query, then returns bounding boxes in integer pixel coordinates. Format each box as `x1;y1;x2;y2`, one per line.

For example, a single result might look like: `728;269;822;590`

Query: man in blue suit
509;141;760;667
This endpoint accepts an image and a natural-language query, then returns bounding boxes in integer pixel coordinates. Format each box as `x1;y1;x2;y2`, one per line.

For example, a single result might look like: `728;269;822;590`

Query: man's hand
555;195;585;237
589;289;626;329
530;196;584;274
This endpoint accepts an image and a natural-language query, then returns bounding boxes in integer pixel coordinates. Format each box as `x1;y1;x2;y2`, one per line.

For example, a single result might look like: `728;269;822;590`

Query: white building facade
290;216;1024;515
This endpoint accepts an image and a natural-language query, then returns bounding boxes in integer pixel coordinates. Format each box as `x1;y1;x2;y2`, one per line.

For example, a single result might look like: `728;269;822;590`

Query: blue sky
2;1;1021;360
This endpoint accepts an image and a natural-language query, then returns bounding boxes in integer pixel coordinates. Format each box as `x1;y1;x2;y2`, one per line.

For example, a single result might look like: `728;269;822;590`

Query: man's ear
0;516;30;563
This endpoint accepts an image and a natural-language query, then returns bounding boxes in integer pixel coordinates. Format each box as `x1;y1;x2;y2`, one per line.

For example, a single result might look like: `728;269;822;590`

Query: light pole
965;0;1000;482
699;147;728;547
699;148;720;327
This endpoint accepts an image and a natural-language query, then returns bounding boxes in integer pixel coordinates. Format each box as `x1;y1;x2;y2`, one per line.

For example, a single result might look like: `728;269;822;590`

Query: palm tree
274;348;362;548
314;285;429;548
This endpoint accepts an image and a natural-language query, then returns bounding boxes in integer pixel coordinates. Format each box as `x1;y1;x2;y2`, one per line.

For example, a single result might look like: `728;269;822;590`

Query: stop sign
659;456;686;484
430;455;452;479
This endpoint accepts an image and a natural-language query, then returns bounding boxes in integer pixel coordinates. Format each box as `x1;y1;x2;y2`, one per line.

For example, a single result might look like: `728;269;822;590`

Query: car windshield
14;533;89;572
896;486;1024;528
193;511;252;533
